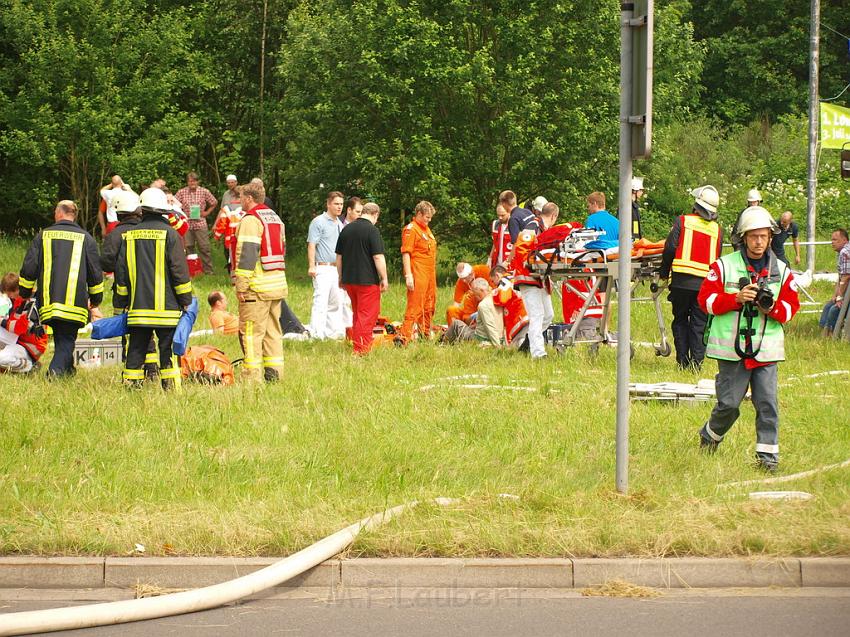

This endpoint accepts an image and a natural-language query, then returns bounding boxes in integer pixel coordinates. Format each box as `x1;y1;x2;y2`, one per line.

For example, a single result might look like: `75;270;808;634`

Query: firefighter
100;190;142;273
658;185;723;371
631;177;644;241
232;179;288;382
697;205;800;472
114;188;193;390
19;200;103;377
400;201;437;341
730;188;763;250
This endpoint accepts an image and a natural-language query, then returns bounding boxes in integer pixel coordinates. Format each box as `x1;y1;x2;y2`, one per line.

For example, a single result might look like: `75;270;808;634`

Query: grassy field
0;235;848;559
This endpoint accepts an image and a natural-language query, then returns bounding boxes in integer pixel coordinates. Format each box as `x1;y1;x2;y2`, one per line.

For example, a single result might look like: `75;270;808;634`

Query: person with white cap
114;187;193;390
100;189;142;273
630;177;644;240
697;205;800;472
658;185;723;370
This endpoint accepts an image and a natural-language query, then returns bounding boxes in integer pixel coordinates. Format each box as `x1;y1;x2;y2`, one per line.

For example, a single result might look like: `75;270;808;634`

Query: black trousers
124;327;177;385
668;287;708;369
48;320;81;376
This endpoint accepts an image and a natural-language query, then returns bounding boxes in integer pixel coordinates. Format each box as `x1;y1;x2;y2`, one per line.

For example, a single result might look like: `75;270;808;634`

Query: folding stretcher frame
530;247;672;356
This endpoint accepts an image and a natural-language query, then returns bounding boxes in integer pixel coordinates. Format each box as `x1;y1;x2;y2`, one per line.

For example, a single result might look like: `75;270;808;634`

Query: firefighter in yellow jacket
232;180;288;382
114;188;193;390
19;200;104;377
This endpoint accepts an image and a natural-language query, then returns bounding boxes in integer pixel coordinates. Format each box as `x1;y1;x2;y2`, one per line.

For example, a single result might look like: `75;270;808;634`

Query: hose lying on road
0;498;456;637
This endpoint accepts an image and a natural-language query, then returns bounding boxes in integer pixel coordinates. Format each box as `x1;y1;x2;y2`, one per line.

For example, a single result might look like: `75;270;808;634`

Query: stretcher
529;231;671;355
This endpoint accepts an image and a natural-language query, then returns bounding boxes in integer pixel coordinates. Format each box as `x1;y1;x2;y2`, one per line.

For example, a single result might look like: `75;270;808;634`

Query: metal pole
616;1;634;494
806;0;820;272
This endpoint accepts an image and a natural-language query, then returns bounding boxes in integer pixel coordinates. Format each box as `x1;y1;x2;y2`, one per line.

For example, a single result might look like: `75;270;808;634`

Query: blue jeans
819;301;840;331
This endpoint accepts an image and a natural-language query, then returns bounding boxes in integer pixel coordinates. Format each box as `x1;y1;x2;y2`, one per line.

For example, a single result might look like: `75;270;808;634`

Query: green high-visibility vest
704;251;789;363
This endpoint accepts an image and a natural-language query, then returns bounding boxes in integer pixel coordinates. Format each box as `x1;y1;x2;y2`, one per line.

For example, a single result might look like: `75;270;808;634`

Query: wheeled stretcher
529;233;671;356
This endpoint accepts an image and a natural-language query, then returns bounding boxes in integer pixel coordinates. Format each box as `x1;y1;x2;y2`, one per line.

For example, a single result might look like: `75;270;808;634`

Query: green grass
0;237;848;559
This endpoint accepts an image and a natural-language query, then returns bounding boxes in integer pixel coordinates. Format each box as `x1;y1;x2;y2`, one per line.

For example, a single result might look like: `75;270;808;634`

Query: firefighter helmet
112;190;140;214
139;187;169;211
691;185;719;215
746;188;762;203
737;206;774;235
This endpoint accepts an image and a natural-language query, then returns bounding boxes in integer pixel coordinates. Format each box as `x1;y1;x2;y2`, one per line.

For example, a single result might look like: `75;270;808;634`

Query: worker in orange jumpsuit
446;262;491;324
400;201;437;340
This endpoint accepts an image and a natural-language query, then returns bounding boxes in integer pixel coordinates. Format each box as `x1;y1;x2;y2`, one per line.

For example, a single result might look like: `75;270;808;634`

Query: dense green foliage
0;0;847;251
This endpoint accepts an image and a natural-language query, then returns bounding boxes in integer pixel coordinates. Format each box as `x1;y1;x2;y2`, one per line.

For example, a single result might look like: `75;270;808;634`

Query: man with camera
697;206;800;472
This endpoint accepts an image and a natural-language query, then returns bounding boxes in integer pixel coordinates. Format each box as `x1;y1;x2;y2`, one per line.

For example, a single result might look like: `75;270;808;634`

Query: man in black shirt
336;202;388;354
772;211;801;266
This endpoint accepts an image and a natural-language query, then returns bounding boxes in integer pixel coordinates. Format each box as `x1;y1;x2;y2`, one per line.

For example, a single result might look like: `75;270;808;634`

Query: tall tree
274;0;703;257
689;0;850;124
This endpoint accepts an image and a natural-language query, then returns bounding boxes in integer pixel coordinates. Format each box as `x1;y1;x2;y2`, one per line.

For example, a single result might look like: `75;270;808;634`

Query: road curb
1;557;848;590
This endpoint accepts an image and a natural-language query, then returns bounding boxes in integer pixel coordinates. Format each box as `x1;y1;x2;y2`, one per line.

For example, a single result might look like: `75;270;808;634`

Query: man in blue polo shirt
307;191;346;339
584;191;619;251
772;211;801;267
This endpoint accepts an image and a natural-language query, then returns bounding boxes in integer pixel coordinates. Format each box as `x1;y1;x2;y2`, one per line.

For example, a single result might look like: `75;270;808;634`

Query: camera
738;277;774;311
754;281;774;310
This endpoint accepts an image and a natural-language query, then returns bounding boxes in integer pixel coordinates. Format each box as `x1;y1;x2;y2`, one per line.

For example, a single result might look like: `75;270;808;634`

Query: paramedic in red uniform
400;201;437;340
489;204;512;268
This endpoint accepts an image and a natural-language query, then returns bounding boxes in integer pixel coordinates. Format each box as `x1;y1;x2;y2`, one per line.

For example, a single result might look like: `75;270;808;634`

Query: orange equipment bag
180;345;236;385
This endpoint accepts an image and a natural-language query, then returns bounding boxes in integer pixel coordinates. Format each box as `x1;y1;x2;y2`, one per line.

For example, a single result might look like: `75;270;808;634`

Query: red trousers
344;284;381;354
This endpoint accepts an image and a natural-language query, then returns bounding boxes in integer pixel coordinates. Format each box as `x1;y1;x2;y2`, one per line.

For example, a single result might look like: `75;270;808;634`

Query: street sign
630;0;654;159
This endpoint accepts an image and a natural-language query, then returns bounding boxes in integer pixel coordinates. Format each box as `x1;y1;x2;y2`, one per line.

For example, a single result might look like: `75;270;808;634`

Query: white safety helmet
691;185;719;214
746;188;762;203
531;196;548;213
112;190;140;214
139;187;169;211
632;177;644;191
456;262;473;279
737;205;775;235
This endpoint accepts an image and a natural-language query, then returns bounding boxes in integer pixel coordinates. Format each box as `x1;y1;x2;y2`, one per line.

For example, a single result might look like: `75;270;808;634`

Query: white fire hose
0;498;456;636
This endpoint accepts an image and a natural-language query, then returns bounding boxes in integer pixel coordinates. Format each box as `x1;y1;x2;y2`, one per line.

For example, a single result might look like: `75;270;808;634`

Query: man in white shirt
307;191;346;339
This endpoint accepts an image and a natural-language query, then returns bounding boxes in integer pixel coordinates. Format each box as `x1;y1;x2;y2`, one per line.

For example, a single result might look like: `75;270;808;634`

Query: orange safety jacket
671;214;721;278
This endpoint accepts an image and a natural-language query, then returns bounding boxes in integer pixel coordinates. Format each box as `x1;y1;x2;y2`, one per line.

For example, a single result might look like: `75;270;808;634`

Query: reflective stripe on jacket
703;251;789;363
19;220;103;326
113;214;193;327
671;214;721;278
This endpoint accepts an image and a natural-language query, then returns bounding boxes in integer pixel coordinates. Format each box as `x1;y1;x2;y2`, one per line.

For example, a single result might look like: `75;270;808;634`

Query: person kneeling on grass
444;278;504;347
0;272;47;373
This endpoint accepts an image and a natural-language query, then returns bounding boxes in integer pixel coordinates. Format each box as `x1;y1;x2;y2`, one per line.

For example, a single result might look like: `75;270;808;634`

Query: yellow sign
820;102;850;149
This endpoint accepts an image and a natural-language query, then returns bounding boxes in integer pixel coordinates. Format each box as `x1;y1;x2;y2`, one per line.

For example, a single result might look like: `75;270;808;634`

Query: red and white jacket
490;220;511;268
2;297;47;362
697;259;800;369
493;277;529;344
562;279;603;323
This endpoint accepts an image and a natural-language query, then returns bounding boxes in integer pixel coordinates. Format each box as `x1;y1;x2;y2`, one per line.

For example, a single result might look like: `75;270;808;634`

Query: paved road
1;588;848;636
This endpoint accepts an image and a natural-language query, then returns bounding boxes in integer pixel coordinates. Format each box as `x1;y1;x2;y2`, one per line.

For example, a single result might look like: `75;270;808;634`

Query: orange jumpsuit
446;290;480;325
400;218;437;339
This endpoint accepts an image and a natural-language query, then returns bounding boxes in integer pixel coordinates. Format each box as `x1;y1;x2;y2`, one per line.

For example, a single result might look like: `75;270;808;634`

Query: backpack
180;345;236;385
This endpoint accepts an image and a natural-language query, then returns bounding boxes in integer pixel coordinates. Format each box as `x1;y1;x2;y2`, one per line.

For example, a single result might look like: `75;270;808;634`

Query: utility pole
616;0;653;494
806;0;820;272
